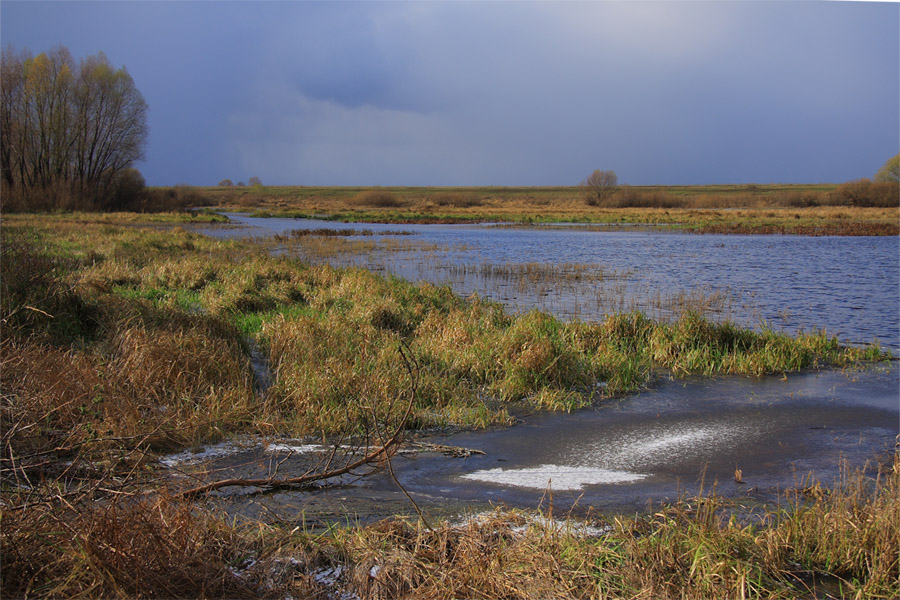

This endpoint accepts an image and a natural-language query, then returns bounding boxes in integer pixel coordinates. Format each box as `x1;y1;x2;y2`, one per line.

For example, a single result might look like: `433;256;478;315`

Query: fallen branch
177;341;419;499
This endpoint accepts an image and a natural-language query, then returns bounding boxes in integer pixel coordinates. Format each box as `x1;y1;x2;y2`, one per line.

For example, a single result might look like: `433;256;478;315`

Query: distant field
194;183;899;235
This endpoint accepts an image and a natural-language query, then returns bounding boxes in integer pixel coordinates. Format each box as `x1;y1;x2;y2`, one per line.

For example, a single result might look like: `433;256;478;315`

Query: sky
1;1;898;187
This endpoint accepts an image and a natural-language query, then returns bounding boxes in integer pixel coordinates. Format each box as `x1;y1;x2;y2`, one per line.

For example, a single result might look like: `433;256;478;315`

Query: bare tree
0;46;30;196
218;178;233;187
0;45;148;210
580;169;618;206
248;176;262;187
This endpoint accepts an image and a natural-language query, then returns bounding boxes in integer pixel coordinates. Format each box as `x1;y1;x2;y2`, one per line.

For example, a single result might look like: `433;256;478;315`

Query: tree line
218;176;262;187
1;45;148;211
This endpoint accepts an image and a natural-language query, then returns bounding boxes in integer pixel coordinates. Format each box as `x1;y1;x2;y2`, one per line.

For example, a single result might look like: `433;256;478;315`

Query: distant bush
608;186;684;208
831;179;900;207
108;168;148;209
0;168;149;214
778;191;823;208
431;191;484;208
218;179;233;187
132;185;209;212
350;189;404;208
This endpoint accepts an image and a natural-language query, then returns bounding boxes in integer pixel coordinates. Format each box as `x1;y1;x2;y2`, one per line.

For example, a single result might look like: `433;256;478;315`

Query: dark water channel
183;215;900;524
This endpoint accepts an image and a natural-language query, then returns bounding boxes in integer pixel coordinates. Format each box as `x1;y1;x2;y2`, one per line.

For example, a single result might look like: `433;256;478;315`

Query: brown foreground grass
3;457;897;599
1;212;896;598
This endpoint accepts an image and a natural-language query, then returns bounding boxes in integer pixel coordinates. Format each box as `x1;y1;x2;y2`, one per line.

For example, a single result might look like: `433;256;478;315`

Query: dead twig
377;341;433;530
177;340;420;499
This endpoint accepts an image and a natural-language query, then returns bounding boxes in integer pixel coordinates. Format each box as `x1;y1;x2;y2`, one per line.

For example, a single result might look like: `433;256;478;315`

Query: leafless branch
177;340;420;499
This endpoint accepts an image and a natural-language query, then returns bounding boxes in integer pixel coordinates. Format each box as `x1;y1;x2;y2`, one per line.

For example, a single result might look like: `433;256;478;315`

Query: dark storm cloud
2;1;897;185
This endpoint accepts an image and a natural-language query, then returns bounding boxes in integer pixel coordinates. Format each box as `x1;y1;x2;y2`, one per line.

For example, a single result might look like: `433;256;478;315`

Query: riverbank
2;212;896;598
194;183;900;235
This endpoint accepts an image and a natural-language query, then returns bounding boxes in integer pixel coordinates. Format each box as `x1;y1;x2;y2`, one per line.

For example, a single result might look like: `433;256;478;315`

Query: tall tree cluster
1;46;148;211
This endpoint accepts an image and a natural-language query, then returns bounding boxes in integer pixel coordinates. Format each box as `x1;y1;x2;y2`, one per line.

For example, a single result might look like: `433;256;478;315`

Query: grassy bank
1;212;895;598
4;457;898;598
196;183;900;235
2;213;884;440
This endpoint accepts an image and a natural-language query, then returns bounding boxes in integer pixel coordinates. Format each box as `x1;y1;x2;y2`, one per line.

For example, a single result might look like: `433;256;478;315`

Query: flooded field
5;211;897;598
201;213;900;352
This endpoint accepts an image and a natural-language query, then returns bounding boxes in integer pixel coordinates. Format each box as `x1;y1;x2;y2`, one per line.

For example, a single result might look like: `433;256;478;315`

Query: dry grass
1;494;276;599
2;456;896;599
314;455;899;599
194;183;900;234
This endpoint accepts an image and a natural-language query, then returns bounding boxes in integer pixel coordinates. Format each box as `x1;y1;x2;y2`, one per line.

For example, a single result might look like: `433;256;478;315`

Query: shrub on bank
831;179;900;207
607;186;684;208
350;189;404;208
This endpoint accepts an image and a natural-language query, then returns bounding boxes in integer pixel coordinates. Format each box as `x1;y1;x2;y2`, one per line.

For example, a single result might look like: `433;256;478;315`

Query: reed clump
278;227;415;238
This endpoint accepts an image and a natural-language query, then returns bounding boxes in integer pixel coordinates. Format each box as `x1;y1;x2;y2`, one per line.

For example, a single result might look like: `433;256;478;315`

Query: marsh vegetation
1;212;896;598
212;212;900;350
197;183;900;235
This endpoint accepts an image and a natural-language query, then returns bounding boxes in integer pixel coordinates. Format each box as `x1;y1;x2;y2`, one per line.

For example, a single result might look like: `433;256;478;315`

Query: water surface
179;364;899;524
201;214;900;352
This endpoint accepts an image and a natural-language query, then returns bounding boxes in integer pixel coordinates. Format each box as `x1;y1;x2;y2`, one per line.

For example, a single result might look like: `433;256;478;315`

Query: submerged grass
1;212;895;599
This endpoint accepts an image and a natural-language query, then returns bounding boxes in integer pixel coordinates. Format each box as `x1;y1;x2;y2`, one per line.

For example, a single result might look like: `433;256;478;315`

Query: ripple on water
582;420;755;472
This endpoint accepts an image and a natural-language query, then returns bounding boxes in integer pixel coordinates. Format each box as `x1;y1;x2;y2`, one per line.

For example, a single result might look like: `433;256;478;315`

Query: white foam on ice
160;438;329;467
266;443;328;454
460;464;647;491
